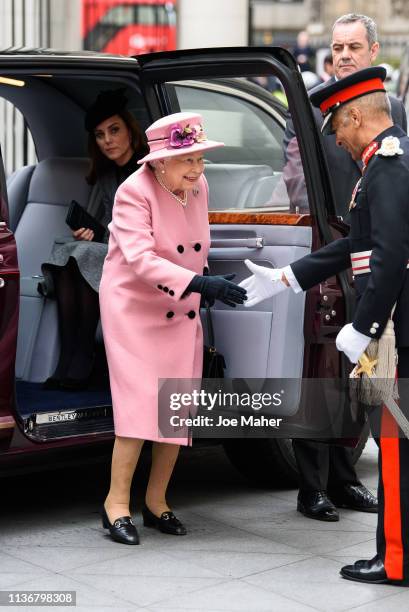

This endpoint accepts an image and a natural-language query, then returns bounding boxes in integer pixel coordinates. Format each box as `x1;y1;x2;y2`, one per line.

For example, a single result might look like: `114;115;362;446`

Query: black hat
85;88;128;132
310;66;387;135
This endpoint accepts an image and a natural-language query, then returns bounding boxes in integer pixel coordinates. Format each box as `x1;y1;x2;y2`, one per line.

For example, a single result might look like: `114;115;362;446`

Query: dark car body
0;46;359;483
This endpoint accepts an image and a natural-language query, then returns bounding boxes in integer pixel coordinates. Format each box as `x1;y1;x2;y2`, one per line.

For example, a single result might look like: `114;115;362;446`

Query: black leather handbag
65;200;105;243
202;304;226;378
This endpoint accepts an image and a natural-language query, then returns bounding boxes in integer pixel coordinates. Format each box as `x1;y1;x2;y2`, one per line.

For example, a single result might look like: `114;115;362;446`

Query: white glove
335;323;371;364
238;259;288;307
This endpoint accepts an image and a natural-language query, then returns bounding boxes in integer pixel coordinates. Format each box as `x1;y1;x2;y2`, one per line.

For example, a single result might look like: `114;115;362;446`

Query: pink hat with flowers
137;111;224;164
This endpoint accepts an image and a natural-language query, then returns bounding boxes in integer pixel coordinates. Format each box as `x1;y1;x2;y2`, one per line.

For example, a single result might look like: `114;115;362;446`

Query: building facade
251;0;409;58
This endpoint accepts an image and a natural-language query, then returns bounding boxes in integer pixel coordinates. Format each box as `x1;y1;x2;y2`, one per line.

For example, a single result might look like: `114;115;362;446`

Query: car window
0;99;37;177
171;79;310;214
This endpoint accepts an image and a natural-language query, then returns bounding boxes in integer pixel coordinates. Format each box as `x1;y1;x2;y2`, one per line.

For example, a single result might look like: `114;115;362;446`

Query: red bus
82;0;177;55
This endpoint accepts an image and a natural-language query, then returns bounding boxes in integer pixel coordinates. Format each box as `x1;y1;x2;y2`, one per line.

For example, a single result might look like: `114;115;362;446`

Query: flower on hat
375;136;403;157
193;124;207;143
169;123;207;148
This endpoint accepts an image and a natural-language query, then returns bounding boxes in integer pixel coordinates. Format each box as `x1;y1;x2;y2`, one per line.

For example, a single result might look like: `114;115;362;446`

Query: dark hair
324;54;333;65
86;110;148;184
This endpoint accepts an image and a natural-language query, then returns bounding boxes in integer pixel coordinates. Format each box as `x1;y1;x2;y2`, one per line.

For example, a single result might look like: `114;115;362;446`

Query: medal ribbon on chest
349;141;379;211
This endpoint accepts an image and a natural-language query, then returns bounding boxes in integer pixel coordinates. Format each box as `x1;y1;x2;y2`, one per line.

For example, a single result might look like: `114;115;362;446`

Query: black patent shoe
101;506;140;545
142;505;187;535
328;484;378;513
297;490;339;522
340;556;393;584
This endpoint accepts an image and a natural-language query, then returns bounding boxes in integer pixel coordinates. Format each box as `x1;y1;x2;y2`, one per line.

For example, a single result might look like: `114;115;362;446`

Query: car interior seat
204;163;282;210
8;157;93;382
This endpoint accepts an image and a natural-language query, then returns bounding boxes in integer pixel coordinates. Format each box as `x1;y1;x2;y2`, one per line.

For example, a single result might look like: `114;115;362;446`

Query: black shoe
142;505;187;535
297;490;339;522
328;484;378;513
42;376;61;390
341;556;395;584
100;506;140;545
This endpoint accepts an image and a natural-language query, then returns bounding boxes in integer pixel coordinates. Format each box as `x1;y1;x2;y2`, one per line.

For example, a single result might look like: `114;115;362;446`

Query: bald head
331;91;393;161
336;91;391;127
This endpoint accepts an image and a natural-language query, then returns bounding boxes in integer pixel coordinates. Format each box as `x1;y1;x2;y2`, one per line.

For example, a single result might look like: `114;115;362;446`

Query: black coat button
194;243;201;251
166;311;174;319
158;284;163;290
187;310;196;319
177;245;184;253
163;286;169;292
169;290;175;296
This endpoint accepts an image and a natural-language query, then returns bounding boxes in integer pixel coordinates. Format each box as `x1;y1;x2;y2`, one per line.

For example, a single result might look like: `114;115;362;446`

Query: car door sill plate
34;405;111;425
25;405;114;441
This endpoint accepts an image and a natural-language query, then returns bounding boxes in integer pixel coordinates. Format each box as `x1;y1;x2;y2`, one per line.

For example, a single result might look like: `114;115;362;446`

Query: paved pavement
1;439;408;611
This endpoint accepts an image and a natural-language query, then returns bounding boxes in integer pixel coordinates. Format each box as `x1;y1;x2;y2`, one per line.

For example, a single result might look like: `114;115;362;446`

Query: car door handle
211;237;264;249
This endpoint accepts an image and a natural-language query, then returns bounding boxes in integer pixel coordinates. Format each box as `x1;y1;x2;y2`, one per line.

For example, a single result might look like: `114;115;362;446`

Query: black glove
186;273;247;308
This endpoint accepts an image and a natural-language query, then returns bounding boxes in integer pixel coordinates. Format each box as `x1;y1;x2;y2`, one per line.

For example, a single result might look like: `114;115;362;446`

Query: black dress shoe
297;490;339;522
142;505;187;535
101;506;140;545
341;556;392;584
328;484;378;513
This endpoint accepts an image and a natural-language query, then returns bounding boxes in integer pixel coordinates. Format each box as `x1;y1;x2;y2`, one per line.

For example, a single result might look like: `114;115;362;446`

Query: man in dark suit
283;13;407;521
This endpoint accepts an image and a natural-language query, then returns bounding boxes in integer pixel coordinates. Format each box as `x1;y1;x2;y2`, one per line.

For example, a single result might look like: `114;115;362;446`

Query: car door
136;49;356;480
0;143;18;447
137;47;352;372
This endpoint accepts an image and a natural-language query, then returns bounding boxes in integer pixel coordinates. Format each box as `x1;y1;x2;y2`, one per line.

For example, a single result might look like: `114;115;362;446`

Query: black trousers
292;440;361;493
369;347;409;582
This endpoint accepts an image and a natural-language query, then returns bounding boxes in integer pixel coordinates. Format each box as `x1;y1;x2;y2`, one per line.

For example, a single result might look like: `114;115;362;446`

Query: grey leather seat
7;165;36;232
8;157;92;381
205;163;282;210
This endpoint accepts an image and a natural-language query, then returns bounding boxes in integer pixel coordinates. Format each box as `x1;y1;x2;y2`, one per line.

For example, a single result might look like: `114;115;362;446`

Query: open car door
136;47;355;485
0;144;18;447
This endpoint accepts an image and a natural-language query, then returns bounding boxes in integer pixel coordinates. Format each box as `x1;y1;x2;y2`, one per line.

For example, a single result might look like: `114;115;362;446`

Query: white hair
333;13;378;47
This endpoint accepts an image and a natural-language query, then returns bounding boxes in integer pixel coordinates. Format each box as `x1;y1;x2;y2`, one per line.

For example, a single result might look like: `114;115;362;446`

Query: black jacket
291;125;409;346
284;78;407;216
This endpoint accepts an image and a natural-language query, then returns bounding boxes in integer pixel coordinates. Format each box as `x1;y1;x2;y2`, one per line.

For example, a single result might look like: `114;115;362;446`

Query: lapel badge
375;136;403;157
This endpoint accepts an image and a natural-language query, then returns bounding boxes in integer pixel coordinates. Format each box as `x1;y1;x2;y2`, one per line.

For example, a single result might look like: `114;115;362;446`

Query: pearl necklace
155;172;187;207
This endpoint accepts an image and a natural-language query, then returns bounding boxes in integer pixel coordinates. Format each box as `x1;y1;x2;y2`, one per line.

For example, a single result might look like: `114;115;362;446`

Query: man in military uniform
241;66;409;585
284;12;408;524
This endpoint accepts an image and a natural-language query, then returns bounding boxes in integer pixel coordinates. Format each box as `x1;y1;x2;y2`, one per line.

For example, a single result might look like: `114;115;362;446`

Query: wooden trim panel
208;212;312;226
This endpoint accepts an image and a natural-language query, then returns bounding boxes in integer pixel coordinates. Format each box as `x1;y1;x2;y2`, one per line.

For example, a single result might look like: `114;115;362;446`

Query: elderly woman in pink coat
99;112;247;545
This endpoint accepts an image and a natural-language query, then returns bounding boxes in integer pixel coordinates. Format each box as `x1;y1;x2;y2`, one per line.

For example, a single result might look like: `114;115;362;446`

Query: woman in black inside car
41;89;148;390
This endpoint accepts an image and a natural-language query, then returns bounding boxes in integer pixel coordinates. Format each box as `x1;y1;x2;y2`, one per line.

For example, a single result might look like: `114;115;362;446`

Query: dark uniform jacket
284;79;407;216
291;124;409;347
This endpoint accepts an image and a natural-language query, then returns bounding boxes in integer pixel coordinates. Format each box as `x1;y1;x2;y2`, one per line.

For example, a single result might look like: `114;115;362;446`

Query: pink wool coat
99;163;210;445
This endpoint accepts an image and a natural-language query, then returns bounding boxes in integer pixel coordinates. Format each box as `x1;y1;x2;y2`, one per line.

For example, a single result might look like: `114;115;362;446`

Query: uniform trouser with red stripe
368;347;409;583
